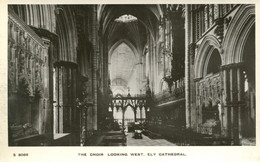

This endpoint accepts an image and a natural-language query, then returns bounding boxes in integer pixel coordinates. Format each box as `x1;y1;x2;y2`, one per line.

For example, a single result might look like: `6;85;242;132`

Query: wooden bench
101;131;126;146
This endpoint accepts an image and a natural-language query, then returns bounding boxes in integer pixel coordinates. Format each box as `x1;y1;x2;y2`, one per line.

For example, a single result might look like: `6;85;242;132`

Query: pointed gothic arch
194;35;222;79
222;4;255;65
108;39;139;64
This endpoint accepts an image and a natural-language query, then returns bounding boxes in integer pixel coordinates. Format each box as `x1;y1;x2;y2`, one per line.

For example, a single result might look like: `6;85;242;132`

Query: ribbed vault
107;20;147;55
98;5;162;40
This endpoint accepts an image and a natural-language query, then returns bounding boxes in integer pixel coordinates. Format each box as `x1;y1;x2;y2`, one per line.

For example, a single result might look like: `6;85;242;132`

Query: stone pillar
185;4;191;128
222;63;244;145
92;6;98;130
222;68;229;137
229;68;234;141
231;67;239;145
136;63;142;94
153;45;158;93
237;67;243;140
53;67;59;133
226;68;232;138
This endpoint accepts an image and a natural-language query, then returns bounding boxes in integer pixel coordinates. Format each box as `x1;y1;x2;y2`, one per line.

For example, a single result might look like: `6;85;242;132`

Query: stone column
229;68;234;141
54;67;59;133
223;63;243;145
185;4;191;128
231;66;239;145
92;5;98;130
136;62;142;94
222;68;229;137
237;67;243;140
153;45;158;93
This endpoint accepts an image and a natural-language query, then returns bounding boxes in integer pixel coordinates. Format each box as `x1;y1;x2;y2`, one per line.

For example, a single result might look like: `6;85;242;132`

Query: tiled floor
126;133;176;146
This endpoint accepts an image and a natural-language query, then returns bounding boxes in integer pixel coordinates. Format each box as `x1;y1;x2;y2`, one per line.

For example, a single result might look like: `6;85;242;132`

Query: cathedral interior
8;4;256;146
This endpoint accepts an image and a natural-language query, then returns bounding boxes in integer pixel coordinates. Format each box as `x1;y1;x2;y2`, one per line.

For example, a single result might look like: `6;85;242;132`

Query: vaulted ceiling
98;5;161;37
99;5;162;91
107;20;147;55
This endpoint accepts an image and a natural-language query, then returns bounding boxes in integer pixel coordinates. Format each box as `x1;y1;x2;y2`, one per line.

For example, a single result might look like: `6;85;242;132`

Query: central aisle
126;133;176;146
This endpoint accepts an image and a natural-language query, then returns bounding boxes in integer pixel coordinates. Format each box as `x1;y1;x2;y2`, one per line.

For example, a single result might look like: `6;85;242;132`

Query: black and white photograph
2;1;260;162
4;2;257;151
